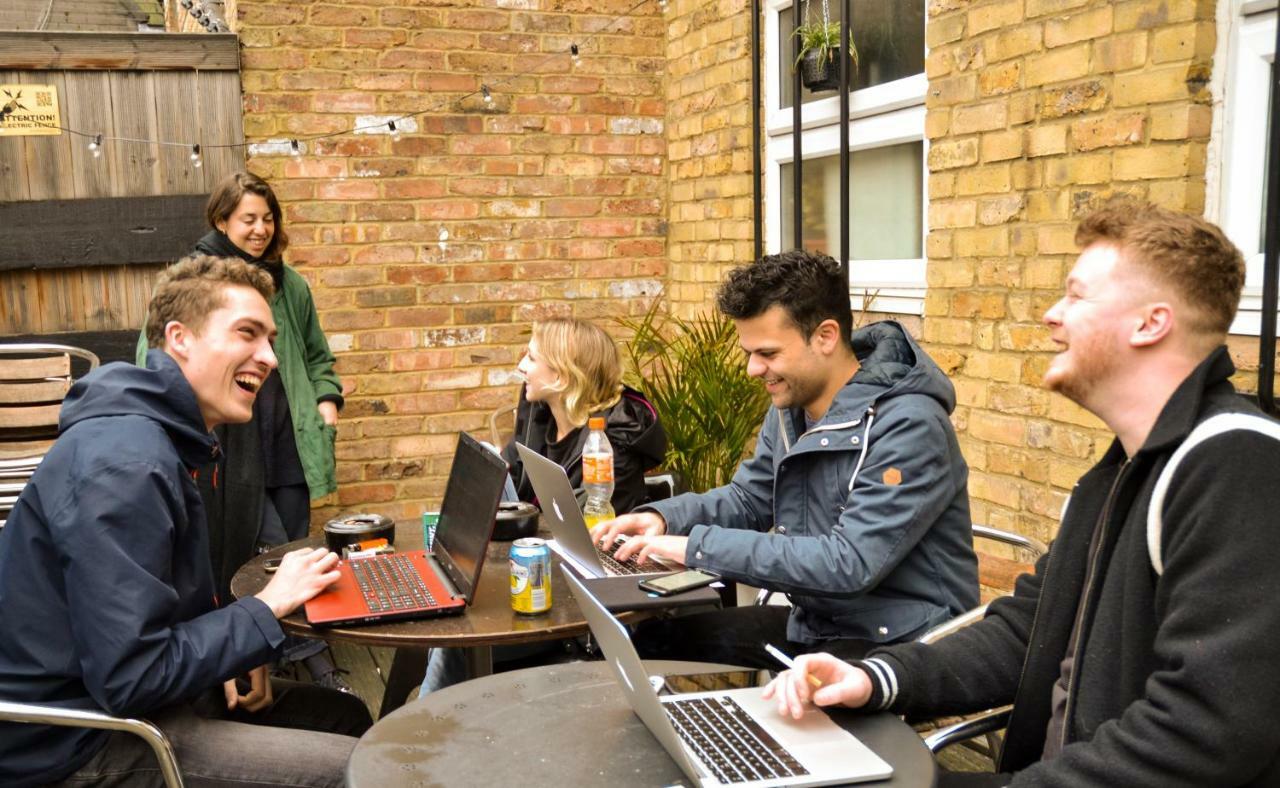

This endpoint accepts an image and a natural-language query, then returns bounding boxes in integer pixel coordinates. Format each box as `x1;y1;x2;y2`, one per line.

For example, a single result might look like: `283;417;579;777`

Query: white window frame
763;0;928;315
1209;0;1277;335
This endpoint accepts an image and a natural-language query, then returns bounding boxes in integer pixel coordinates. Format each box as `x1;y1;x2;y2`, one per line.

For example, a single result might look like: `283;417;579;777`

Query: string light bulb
88;133;103;159
388;119;400;140
481;85;492;105
659;0;668;10
190;143;202;168
571;43;581;67
437;227;449;252
290;139;301;156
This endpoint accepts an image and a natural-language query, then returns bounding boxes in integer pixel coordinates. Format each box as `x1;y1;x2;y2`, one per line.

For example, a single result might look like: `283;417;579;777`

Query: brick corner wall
922;0;1217;542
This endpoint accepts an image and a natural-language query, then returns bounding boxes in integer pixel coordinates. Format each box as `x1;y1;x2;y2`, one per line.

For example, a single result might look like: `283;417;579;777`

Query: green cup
422;512;440;549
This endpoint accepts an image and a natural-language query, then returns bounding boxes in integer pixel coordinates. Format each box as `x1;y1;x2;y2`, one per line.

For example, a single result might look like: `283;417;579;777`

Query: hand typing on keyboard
610;533;689;567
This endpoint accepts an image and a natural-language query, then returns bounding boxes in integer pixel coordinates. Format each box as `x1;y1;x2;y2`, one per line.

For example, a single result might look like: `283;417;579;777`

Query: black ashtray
492;501;540;541
324;513;395;553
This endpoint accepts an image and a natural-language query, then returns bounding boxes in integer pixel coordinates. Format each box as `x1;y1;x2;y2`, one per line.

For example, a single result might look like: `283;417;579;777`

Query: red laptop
304;432;507;627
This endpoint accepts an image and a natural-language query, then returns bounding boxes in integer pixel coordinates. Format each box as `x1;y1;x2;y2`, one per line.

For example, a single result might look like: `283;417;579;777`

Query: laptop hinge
426;551;465;600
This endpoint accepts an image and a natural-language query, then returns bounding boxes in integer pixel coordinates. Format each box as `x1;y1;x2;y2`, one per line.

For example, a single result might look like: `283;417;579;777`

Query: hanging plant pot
800;48;842;92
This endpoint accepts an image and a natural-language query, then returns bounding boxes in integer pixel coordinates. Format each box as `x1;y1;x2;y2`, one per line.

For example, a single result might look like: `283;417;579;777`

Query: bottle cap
588;416;605;430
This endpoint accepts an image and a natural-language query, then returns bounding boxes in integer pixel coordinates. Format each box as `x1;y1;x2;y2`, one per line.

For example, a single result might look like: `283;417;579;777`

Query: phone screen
640;569;718;594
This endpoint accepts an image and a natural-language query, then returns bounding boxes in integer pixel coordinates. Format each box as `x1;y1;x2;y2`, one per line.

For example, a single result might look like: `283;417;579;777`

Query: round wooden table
230;526;635;716
347;660;937;787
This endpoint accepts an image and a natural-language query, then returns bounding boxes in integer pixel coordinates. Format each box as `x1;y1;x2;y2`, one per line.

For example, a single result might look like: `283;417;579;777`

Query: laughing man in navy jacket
0;256;369;787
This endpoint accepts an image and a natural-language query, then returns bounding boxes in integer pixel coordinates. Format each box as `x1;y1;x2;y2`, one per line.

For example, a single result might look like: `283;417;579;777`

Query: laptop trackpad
724;687;894;781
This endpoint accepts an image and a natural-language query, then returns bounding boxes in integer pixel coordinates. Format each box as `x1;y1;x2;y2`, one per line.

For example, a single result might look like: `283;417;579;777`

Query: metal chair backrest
0;700;184;787
0;344;99;461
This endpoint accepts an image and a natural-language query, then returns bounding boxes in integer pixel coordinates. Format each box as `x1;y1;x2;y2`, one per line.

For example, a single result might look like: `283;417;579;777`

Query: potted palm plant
617;298;770;494
793;5;858;92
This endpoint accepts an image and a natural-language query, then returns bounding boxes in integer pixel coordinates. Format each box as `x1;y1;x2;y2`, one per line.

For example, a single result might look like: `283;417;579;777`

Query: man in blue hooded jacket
601;250;978;667
0;255;370;787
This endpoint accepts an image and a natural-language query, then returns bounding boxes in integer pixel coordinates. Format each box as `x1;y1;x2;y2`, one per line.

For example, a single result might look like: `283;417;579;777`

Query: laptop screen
433;432;508;602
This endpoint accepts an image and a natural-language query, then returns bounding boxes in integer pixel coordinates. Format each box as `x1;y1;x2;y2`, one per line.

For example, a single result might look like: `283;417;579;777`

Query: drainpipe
1258;16;1280;414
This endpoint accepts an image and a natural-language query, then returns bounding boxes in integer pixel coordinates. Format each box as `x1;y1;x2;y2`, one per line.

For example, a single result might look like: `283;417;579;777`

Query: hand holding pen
760;647;874;720
764;644;822;688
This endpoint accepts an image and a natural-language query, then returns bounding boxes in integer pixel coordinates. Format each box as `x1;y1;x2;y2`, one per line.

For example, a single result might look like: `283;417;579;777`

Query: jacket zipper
1059;458;1132;751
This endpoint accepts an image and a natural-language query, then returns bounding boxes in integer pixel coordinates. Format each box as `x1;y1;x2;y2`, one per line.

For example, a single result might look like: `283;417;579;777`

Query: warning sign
0;84;61;137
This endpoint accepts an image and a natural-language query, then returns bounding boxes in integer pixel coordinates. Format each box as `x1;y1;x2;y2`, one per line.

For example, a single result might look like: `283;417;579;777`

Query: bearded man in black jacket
763;201;1280;787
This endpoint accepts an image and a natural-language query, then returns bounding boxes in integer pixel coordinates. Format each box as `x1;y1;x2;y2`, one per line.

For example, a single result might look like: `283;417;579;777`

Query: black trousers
631;604;875;669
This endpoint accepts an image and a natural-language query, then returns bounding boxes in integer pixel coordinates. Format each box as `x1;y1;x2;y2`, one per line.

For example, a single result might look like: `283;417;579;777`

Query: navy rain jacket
0;350;285;786
646;320;978;645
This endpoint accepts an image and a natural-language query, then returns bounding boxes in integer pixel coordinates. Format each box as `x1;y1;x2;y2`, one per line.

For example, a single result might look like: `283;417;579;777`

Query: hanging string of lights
25;0;666;162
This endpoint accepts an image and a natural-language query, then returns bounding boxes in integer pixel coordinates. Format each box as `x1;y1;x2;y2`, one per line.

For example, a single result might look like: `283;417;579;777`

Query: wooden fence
0;31;244;341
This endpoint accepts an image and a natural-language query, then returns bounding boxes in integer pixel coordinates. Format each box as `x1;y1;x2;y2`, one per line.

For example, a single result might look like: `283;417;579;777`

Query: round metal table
230;527;640;717
348;660;937;787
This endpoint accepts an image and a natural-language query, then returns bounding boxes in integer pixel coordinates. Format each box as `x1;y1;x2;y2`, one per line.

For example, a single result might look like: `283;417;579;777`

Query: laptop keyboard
598;538;668;575
665;696;809;785
351;554;437;612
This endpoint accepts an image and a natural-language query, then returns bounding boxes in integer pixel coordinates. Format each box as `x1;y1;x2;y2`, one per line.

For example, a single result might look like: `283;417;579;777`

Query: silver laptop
515;442;677;577
564;569;893;787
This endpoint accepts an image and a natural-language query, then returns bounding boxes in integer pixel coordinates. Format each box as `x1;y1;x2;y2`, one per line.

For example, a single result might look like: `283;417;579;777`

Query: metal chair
0;344;98;529
643;472;677;503
0;700;184;787
916;524;1048;761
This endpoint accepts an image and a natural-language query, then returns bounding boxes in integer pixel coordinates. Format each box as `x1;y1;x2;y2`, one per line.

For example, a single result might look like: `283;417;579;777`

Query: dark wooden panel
0;330;139;366
0;32;239;71
0;194;206;270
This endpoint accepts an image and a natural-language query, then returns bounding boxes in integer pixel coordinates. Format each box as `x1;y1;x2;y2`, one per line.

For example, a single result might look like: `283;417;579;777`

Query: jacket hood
836;320;957;416
520;383;666;468
60;349;219;469
610;386;667;468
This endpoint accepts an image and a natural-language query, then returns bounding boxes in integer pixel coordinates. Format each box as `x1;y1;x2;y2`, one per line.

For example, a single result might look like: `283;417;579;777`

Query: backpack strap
1147;412;1280;575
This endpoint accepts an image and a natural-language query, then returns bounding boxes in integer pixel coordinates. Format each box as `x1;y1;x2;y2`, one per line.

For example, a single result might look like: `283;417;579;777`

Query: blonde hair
532;318;623;428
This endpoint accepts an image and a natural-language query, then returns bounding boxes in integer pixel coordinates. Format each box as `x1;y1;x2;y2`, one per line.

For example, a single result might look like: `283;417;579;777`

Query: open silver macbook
515;442;678;578
564;569;893;787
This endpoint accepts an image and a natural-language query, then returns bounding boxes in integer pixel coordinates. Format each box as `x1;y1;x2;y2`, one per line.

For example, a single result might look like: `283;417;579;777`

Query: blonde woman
501;317;666;515
421;319;667;696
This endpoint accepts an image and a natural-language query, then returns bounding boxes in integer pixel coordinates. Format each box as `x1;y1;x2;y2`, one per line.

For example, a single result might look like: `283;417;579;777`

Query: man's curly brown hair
145;255;275;348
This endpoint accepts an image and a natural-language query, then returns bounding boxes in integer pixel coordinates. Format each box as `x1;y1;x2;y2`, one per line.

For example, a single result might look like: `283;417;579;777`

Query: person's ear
214;216;228;234
163;320;193;360
811;319;842;354
1130;303;1173;348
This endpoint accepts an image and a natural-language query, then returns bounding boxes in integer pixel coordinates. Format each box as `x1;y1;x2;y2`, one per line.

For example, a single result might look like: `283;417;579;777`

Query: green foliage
793;19;859;71
618;299;770;494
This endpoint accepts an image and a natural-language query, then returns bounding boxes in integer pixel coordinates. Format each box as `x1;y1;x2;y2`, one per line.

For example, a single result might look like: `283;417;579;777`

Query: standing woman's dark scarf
192;229;285;290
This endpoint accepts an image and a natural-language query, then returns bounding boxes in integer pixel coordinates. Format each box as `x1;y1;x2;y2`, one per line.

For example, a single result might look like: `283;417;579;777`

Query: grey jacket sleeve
642;408;782;537
682;401;964;596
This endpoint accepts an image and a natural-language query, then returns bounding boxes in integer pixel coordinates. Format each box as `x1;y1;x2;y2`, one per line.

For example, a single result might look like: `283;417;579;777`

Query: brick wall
233;0;667;524
664;0;757;315
923;0;1218;542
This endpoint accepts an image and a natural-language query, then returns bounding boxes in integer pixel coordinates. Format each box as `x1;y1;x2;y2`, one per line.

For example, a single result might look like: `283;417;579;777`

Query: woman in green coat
137;171;347;688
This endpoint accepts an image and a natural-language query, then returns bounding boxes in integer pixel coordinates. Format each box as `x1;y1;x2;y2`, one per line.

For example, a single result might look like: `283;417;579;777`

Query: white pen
764;643;822;687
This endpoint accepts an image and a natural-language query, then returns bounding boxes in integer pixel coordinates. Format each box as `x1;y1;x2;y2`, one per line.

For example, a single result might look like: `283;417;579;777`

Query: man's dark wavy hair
715;249;853;347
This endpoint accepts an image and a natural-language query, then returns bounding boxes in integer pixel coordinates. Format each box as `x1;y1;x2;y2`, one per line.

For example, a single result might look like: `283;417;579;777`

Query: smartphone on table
637;568;721;596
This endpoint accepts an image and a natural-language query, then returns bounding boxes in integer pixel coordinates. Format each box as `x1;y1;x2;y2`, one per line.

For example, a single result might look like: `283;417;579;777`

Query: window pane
779;0;925;110
780;142;923;261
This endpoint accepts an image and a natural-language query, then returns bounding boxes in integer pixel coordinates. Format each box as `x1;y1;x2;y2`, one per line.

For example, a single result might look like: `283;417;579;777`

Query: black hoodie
0;350;285;786
501;384;667;515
